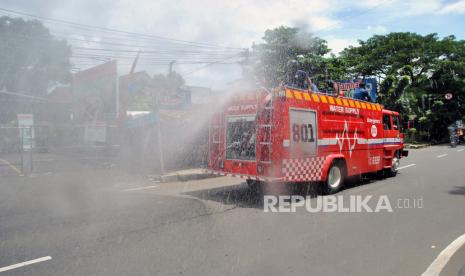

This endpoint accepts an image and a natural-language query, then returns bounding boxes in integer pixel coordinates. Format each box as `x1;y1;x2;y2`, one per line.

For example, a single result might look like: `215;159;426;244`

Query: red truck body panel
208;87;405;183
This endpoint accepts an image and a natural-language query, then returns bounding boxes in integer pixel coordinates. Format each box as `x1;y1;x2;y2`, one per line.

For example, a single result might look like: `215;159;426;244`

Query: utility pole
130;51;141;75
155;94;165;176
155;60;176;177
169;60;176;74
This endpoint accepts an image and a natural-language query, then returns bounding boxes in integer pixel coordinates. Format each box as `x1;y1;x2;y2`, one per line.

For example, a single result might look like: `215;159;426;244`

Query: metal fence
0;122;208;175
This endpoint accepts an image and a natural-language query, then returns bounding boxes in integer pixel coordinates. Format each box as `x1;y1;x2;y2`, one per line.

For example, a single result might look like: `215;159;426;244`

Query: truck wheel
384;156;399;177
324;161;345;194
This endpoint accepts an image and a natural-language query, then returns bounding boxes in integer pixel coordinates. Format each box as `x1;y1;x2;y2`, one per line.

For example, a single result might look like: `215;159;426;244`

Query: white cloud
82;0;344;88
351;0;442;18
366;25;388;34
324;37;359;54
398;0;442;15
106;0;341;48
7;0;457;88
438;0;465;14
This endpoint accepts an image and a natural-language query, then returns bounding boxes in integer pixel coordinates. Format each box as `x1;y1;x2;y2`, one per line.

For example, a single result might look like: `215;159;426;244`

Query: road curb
149;169;219;183
406;143;431;149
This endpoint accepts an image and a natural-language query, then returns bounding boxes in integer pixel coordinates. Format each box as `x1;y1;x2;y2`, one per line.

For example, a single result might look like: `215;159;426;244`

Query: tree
251;26;330;88
340;32;465;142
127;71;186;110
0;16;71;94
0;16;71;122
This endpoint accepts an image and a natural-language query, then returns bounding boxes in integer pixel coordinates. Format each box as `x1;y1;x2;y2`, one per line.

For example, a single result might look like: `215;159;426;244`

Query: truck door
383;114;400;144
383;114;395;140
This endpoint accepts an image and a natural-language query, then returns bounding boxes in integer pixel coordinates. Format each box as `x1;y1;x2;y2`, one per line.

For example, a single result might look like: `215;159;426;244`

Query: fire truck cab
208;86;408;194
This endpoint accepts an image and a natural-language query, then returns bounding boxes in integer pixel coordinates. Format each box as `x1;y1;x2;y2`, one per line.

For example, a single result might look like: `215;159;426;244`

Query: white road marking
121;185;158;192
421;233;465;276
0;256;52;273
0;158;22;176
397;163;416;170
436;154;447;158
458;149;464;152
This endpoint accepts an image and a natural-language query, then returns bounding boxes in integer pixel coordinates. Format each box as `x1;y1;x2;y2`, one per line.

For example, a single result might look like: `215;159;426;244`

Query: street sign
444;93;453;100
17;114;34;150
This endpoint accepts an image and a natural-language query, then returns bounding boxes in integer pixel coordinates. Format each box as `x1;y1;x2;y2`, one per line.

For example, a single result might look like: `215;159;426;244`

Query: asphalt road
0;145;464;275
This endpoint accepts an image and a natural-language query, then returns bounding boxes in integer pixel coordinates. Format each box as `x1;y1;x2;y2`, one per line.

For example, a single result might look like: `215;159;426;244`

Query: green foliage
251;26;330;87
250;27;465;142
0;16;72;123
127;72;186;110
0;16;71;95
340;32;465;142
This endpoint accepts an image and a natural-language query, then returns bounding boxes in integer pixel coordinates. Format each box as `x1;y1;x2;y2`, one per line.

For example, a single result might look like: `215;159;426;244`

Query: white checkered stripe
282;156;326;181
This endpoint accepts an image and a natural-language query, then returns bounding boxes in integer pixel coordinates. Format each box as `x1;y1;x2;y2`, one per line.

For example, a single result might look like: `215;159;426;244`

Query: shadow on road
449;186;465;196
183;183;264;209
184;174;385;209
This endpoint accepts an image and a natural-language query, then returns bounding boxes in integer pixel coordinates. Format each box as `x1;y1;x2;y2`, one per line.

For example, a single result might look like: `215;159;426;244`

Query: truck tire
384;156;399;177
324;160;345;194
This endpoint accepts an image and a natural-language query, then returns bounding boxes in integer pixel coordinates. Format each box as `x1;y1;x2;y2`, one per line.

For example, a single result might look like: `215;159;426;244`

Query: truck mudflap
402;150;409;157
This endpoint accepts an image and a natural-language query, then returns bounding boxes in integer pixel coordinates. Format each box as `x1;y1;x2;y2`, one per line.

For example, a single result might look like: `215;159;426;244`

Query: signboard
336;78;377;102
17;114;34;150
119;71;151;121
73;60;118;122
84;123;107;143
289;109;317;157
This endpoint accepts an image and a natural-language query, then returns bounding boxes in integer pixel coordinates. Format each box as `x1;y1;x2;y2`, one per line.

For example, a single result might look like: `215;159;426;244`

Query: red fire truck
207;86;408;194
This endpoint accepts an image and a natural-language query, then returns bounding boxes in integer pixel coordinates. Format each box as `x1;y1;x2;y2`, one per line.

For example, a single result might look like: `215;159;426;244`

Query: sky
1;0;465;89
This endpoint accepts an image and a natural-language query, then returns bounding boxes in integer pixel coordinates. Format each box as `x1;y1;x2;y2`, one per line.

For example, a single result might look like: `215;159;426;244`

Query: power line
0;7;247;75
0;89;60;103
0;23;245;65
0;7;245;50
312;0;394;34
182;53;244;76
47;29;243;52
0;29;244;69
0;19;244;55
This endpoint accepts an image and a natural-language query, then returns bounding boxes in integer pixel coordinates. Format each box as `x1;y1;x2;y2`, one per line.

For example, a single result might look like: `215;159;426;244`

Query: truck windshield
225;116;256;160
